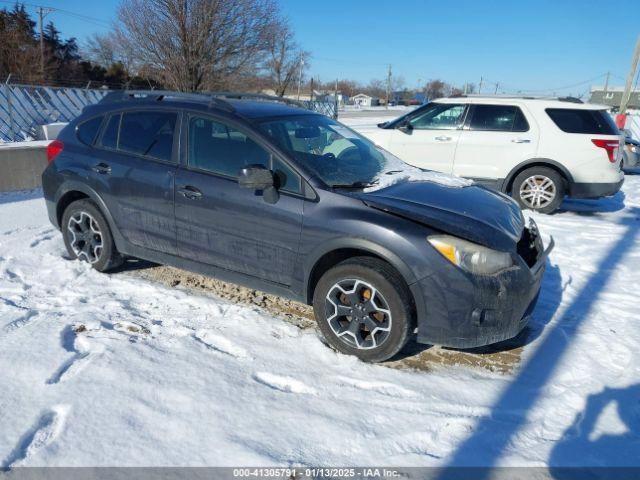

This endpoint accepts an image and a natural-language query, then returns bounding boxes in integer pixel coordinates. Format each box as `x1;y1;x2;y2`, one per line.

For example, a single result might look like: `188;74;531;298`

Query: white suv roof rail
448;94;584;103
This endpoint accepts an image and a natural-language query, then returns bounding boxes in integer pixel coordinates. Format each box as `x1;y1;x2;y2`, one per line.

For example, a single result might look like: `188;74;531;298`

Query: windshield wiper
331;179;379;189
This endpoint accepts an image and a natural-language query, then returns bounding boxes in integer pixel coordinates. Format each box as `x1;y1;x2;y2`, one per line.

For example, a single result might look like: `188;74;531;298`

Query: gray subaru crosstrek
42;91;553;362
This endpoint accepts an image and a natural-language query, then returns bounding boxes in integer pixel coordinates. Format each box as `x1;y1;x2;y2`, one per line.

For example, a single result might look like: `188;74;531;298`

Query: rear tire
312;257;414;362
511;166;565;214
61;199;123;272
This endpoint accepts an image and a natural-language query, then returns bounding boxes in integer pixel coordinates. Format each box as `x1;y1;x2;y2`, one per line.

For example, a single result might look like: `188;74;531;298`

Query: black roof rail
210;92;307;108
98;89;236;112
557;96;583;103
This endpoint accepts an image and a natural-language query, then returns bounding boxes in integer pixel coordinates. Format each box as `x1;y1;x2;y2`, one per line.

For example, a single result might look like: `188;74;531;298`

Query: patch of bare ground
126;262;524;373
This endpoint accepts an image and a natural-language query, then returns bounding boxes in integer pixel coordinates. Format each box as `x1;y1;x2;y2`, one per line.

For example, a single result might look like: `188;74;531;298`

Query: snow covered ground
0;123;639;470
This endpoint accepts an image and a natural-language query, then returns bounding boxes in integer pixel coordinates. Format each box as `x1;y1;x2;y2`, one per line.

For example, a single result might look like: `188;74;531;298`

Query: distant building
314;91;349;107
390;89;414;106
589;86;640;109
413;92;428;104
283;93;313;102
351;93;379;107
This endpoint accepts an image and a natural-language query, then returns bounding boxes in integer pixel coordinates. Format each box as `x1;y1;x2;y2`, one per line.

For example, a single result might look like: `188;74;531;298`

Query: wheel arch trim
502;158;574;193
303;237;419;304
54;182;125;249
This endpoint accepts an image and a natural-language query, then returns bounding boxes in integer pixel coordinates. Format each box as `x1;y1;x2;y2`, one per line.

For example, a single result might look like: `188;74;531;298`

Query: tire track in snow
1;406;69;469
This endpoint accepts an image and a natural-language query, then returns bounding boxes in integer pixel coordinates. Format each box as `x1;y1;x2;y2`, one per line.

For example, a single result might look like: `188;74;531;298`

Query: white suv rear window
546;108;618;135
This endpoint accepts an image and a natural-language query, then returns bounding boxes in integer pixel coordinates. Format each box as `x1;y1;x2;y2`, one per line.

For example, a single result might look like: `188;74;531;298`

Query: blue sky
7;0;640;95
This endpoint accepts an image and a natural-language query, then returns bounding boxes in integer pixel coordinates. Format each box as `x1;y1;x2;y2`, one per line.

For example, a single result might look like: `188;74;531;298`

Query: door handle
92;163;111;174
435;135;452;141
511;138;531;143
178;186;202;200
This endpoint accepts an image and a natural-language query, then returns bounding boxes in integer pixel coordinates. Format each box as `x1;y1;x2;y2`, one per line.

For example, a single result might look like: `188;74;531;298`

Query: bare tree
391;75;405;92
424;79;448;100
264;20;307;96
364;79;386;98
113;0;279;92
85;33;117;68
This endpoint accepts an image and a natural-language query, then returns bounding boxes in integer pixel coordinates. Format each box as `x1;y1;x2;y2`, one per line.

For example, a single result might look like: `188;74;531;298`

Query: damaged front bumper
411;223;554;349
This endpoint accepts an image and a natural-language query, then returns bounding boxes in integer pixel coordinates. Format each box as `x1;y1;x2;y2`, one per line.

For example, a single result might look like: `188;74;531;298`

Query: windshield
259;115;386;187
259;114;472;191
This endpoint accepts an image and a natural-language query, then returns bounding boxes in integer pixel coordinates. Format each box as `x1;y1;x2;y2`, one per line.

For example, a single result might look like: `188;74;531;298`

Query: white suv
361;96;624;213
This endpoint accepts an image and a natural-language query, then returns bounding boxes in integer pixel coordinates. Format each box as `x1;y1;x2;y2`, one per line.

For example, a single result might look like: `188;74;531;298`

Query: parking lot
1;109;638;467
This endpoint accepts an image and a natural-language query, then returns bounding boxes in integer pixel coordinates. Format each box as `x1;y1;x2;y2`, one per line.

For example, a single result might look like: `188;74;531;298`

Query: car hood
353;181;525;251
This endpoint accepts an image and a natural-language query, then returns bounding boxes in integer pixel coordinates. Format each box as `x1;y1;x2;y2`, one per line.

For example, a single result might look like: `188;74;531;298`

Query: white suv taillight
46;140;64;163
591;139;619;163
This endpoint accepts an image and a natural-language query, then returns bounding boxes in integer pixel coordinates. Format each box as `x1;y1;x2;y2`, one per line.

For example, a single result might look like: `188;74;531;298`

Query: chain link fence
0;84;337;143
0;83;108;142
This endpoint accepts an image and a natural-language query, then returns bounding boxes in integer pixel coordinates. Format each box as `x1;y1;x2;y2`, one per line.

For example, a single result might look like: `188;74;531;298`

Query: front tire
313;257;414;362
511;167;565;214
61;199;123;272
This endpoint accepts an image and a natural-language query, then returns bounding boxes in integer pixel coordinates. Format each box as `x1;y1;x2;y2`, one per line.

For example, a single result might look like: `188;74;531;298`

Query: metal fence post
5;75;16;142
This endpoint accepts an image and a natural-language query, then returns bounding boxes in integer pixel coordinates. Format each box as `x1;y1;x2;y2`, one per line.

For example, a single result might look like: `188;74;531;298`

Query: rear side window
101;114;120;149
469;105;529;132
76;116;103;146
546;108;618;134
119;111;177;162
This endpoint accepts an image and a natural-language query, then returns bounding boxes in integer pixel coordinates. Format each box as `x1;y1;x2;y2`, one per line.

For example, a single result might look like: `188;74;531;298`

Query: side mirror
238;165;279;204
397;121;413;135
238;165;274;190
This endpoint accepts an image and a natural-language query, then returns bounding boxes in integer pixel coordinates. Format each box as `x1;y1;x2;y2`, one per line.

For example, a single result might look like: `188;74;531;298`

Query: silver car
622;129;640;169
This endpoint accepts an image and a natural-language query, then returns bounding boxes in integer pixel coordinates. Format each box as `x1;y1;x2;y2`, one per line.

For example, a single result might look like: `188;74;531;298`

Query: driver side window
409;104;466;130
189;116;269;176
188;116;302;194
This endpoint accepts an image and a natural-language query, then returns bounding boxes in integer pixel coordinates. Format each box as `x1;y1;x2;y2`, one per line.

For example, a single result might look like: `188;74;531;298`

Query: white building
351;93;380;107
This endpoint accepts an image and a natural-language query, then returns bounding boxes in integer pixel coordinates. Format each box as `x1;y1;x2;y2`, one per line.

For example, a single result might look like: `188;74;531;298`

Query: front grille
517;223;541;268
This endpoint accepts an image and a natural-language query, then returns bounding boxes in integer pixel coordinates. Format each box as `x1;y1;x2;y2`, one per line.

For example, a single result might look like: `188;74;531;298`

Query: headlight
427;235;514;275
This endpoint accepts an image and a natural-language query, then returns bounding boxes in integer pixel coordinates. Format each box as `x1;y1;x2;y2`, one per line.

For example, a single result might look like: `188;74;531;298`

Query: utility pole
494;82;499;94
478;76;484;94
603;71;610;95
620;35;640;115
39;7;45;77
38;6;54;79
463;82;468;95
296;53;304;100
386;64;392;109
334;78;339;119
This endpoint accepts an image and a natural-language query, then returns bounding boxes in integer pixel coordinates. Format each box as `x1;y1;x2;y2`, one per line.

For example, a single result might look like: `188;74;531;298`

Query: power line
311;55;390;67
0;1;112;28
498;73;609;94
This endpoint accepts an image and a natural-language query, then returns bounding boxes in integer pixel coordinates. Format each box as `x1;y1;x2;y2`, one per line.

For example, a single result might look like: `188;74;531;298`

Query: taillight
46;140;64;163
591;139;619;163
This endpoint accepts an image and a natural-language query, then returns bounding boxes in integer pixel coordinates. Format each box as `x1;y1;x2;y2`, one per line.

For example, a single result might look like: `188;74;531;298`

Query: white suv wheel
519;175;557;209
512;166;565;213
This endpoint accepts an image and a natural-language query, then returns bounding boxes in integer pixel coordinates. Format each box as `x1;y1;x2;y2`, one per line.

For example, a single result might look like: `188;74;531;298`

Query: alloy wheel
67;211;103;264
325;279;392;349
519;175;557;209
